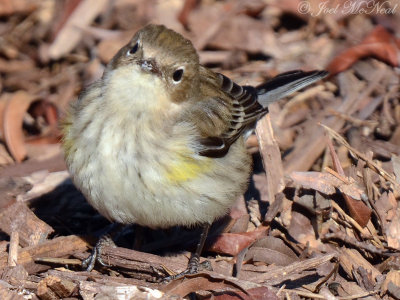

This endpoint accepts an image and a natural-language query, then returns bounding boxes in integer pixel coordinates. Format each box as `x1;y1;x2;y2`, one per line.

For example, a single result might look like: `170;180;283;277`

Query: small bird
62;24;327;279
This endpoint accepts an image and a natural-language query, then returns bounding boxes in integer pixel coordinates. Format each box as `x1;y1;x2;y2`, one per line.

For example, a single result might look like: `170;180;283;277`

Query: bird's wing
197;70;328;158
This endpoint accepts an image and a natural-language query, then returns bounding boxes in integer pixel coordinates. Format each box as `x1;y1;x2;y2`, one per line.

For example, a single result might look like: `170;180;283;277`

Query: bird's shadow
30;178;227;257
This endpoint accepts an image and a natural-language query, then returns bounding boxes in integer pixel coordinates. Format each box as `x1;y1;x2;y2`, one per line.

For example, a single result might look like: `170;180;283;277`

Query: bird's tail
256;70;329;107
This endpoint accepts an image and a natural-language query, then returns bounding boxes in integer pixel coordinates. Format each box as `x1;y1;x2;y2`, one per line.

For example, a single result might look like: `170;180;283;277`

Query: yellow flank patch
166;154;212;183
60;118;75;157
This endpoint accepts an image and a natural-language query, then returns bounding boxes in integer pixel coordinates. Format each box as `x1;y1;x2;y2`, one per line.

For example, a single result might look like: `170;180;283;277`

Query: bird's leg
82;223;123;271
187;223;211;274
163;223;212;281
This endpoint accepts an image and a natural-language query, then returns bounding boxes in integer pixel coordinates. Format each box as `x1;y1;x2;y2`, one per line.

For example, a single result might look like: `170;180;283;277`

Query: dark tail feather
256;70;329;107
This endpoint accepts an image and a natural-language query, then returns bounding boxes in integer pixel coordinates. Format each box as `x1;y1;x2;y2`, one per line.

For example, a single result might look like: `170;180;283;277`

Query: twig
34;257;82;265
328;109;378;127
322;124;400;192
331;201;370;238
322;231;389;256
8;231;19;267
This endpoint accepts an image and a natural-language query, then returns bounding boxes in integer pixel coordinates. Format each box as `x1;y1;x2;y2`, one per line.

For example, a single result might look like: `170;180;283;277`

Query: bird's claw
82;234;116;271
162;259;212;283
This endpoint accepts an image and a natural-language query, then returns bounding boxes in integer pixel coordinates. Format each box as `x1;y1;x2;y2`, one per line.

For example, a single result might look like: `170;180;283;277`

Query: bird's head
107;24;200;104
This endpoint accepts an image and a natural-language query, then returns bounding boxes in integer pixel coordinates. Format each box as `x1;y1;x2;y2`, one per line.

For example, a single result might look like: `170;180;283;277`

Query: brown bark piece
255;114;284;203
0;201;53;247
0;235;89;274
37;275;77;299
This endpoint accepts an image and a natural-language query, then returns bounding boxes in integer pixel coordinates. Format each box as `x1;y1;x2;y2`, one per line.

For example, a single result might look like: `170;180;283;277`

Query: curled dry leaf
327;25;399;75
1;92;35;162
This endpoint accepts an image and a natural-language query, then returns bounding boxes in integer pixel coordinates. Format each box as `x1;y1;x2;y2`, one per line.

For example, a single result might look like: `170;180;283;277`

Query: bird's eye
127;42;139;55
172;68;184;83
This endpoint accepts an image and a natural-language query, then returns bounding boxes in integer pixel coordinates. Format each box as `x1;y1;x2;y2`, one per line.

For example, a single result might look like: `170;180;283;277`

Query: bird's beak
138;59;160;75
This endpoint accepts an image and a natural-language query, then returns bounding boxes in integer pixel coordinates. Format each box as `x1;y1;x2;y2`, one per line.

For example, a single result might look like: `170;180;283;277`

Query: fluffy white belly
69;113;250;229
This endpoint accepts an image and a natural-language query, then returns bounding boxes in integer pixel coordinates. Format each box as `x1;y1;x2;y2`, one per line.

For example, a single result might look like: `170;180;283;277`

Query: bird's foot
162;254;213;282
82;234;116;271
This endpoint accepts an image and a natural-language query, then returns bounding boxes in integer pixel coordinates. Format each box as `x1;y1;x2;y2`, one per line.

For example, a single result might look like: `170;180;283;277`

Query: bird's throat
105;65;170;114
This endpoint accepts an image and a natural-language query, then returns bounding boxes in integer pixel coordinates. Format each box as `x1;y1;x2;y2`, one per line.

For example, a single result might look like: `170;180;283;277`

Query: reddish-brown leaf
2;92;34;162
327;25;399;75
345;197;371;228
208;226;268;256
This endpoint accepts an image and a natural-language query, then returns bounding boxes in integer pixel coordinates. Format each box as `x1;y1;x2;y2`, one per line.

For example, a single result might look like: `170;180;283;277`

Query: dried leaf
327;25;399;75
208;226;268;256
344;197;371;228
2;92;35;162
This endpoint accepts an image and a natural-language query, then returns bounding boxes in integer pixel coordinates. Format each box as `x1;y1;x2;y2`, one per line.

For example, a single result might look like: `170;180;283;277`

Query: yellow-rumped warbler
62;24;327;278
